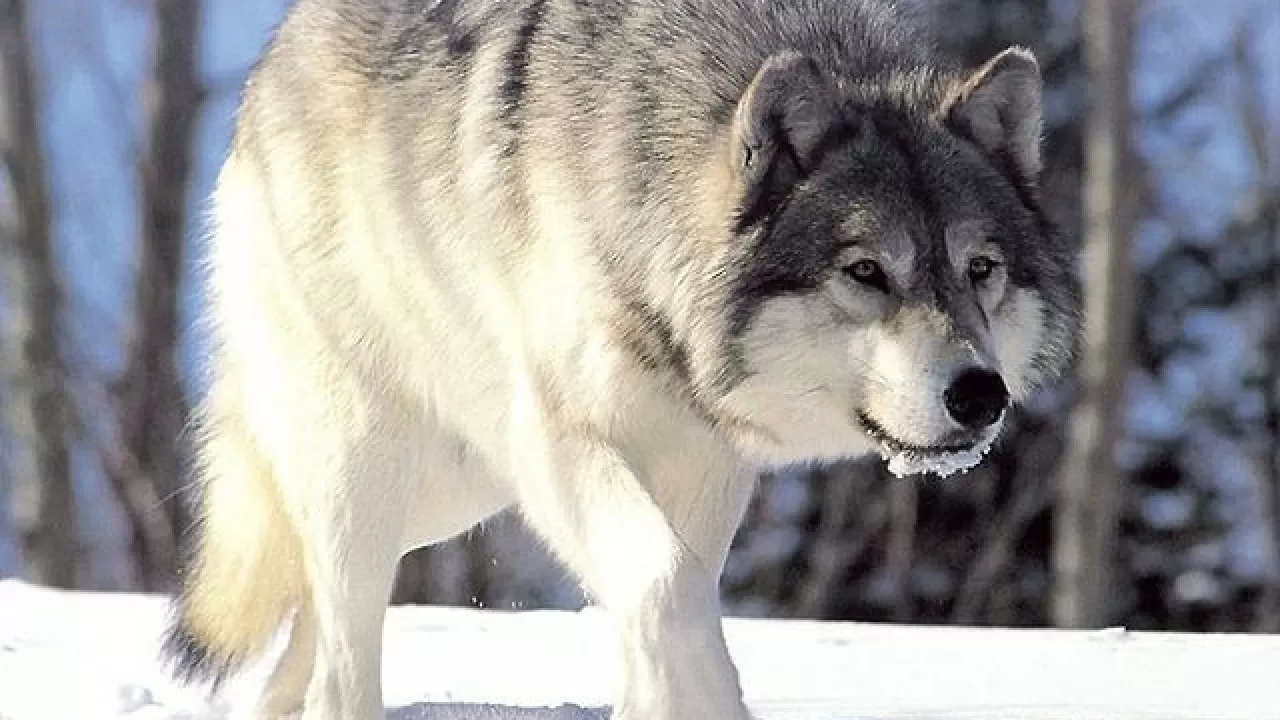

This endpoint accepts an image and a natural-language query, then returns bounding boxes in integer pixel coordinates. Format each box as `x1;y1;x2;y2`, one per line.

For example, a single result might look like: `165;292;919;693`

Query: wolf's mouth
856;411;975;455
855;410;998;478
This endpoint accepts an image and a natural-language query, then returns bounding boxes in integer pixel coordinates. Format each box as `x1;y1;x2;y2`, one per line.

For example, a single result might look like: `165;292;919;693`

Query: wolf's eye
845;258;889;292
968;256;1000;284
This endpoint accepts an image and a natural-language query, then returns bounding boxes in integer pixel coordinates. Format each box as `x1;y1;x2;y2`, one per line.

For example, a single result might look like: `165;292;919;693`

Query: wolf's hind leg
245;383;425;720
261;422;510;720
295;445;418;720
258;602;316;719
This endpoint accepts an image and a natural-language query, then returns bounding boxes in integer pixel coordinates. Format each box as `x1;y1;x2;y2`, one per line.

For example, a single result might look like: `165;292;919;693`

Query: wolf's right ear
730;52;844;230
943;47;1044;182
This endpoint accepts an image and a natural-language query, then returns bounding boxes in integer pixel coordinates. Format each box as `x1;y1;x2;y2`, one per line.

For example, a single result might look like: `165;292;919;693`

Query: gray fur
166;0;1080;715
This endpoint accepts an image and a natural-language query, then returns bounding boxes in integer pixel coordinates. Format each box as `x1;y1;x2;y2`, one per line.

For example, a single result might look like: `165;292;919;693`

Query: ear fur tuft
944;46;1044;181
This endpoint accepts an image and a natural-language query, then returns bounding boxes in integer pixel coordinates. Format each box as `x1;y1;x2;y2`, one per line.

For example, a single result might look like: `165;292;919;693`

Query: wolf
162;0;1080;718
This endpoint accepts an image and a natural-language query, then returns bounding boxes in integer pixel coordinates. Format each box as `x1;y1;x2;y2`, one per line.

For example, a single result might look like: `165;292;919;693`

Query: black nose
944;368;1009;430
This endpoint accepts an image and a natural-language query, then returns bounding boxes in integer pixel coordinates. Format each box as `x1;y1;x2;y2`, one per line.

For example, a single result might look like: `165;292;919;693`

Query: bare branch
1230;21;1274;181
0;0;78;588
792;463;864;618
110;0;205;591
885;478;918;623
954;429;1060;624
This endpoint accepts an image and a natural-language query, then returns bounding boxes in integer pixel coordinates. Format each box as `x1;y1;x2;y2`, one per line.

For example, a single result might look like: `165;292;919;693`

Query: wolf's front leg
510;426;753;720
604;555;749;720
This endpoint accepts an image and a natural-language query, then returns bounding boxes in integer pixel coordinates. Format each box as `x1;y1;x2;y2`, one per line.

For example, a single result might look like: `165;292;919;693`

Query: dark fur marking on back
336;0;479;82
498;0;548;144
428;0;478;60
569;0;606;46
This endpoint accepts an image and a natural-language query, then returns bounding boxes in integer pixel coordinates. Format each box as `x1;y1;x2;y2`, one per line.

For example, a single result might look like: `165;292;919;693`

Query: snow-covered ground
2;579;1280;720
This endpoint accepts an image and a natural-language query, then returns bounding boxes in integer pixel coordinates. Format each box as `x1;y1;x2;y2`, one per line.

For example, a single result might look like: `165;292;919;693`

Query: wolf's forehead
841;204;992;271
840;211;914;269
850;128;1002;238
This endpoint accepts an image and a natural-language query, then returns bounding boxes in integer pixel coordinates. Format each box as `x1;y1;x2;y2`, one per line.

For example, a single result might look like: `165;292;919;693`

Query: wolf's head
702;47;1080;475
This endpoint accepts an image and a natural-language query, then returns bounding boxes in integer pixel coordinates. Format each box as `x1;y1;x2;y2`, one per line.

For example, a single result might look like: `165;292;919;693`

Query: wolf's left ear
944;46;1044;181
730;52;845;229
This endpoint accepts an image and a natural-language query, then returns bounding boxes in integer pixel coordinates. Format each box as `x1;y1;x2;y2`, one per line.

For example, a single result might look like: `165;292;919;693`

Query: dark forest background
2;0;1278;634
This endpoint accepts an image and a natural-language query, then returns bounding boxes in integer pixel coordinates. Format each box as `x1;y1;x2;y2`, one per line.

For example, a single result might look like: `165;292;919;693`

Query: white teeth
883;434;997;479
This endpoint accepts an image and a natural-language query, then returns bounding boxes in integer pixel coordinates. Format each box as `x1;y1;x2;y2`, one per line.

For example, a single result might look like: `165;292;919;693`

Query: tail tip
159;605;236;691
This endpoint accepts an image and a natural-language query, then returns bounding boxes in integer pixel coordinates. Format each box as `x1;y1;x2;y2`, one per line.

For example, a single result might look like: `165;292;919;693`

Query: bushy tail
162;397;306;689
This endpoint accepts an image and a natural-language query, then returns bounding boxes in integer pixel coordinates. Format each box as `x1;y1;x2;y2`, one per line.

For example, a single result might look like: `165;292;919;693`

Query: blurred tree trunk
1266;147;1279;625
1051;0;1139;628
1266;192;1279;633
791;463;871;618
110;0;204;591
1230;20;1280;633
0;0;78;588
